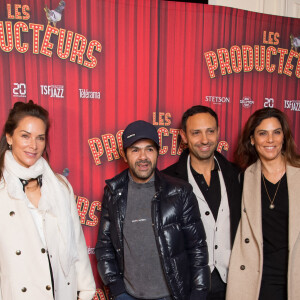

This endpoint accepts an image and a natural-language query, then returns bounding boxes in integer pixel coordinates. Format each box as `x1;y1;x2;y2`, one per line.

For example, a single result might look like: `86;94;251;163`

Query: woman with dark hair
226;107;300;300
0;101;95;300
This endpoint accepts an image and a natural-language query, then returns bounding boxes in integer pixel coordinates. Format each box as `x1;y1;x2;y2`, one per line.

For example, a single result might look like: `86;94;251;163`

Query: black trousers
259;280;287;300
206;269;226;300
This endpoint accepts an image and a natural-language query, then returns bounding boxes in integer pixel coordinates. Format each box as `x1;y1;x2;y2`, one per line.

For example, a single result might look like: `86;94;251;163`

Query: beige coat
226;161;300;300
0;178;95;300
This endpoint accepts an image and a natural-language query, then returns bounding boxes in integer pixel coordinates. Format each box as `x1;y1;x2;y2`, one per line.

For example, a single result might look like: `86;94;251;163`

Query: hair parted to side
234;107;300;169
0;100;50;179
181;105;219;132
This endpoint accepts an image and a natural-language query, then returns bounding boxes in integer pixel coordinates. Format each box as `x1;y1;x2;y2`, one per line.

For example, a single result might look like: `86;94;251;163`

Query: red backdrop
0;0;299;298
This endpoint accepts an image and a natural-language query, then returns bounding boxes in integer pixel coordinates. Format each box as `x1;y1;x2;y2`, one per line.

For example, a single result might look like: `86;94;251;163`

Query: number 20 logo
264;98;274;108
13;83;26;97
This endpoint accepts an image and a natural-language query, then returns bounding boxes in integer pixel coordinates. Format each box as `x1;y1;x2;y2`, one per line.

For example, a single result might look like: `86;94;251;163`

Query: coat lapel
243;161;263;245
287;165;300;252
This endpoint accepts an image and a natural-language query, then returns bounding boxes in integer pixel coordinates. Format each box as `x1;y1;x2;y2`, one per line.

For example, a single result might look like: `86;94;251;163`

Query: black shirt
191;159;221;220
259;173;288;300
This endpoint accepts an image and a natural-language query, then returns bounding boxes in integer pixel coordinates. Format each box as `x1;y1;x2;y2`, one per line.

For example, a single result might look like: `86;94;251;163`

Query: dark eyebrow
129;144;155;150
20;130;45;137
257;127;283;132
257;128;282;132
190;127;216;132
20;130;30;134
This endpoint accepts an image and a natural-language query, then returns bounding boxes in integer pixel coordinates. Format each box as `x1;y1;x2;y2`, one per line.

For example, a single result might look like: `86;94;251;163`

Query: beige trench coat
0;178;95;300
226;161;300;300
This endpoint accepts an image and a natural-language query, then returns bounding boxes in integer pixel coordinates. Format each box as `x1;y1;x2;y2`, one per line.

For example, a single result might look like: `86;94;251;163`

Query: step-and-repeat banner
0;0;299;298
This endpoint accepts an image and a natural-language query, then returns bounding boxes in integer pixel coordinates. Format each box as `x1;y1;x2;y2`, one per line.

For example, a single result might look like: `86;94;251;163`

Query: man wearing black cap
95;120;210;300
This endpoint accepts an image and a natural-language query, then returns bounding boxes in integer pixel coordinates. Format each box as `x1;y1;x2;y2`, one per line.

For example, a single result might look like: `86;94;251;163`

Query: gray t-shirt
123;173;170;299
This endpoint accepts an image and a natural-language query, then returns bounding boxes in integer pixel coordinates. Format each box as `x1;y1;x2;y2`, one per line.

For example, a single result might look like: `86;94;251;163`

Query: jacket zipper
151;191;177;298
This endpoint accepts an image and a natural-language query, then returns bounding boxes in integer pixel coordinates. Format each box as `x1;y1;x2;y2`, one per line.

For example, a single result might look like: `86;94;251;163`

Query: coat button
41;248;46;253
245;238;250;243
240;265;246;270
21;287;27;292
215;245;218;249
67;282;70;285
16;250;21;255
205;211;210;216
9;211;15;216
46;285;51;290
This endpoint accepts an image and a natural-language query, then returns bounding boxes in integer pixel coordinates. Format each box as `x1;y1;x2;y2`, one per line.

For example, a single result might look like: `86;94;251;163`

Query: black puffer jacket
95;169;210;300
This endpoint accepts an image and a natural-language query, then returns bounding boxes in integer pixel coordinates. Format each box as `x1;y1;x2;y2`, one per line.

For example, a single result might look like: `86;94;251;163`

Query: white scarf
3;150;78;276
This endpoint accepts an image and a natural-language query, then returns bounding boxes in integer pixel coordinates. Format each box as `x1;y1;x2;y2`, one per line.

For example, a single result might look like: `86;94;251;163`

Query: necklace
262;173;282;209
19;175;43;192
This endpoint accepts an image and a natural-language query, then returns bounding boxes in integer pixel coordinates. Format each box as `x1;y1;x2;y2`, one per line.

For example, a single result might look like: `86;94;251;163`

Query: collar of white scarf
3;150;78;276
4;151;45;201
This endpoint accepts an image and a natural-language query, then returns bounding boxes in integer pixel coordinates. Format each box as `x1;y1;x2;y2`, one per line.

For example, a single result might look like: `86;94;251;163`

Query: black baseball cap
122;120;159;150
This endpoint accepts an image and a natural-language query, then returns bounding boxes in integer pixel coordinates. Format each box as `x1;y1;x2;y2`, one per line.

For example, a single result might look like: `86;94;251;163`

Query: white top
187;155;231;283
25;195;47;247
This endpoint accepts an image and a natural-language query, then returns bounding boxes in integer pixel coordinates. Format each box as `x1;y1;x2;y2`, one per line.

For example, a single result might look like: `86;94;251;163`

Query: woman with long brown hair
0;101;95;300
226;107;300;300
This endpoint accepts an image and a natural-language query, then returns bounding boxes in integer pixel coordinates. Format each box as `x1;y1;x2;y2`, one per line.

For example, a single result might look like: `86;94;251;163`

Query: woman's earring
8;144;12;150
